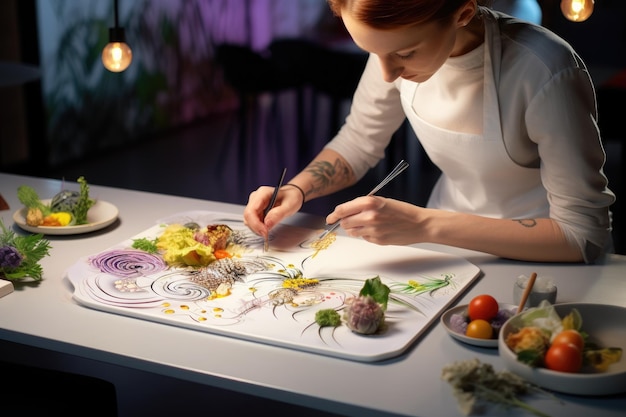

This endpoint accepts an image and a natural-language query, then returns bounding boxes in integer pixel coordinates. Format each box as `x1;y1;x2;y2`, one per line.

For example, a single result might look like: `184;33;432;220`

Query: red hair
326;0;487;29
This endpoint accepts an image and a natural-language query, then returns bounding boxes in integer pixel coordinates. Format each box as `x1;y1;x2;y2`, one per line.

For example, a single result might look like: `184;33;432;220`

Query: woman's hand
243;185;305;238
326;196;426;245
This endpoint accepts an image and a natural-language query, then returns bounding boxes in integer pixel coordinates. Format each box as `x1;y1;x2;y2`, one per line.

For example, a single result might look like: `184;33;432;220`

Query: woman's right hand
243;184;305;238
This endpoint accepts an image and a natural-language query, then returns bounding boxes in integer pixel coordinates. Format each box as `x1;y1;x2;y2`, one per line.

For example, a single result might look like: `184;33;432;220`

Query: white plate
13;199;119;235
441;303;517;348
67;214;482;362
499;303;626;396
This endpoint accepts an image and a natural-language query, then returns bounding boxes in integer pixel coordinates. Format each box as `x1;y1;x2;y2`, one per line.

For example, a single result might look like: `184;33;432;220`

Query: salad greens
506;301;623;371
516;300;582;336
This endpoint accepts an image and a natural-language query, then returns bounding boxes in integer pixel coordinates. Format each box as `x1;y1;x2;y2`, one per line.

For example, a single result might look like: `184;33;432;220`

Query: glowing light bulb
102;27;132;72
560;0;594;22
102;41;132;72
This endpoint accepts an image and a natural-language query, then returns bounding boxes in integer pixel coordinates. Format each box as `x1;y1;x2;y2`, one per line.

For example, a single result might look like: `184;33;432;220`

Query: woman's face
342;11;467;83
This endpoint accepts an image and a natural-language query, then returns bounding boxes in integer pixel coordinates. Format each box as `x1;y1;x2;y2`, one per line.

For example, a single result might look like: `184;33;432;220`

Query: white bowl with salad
498;302;626;396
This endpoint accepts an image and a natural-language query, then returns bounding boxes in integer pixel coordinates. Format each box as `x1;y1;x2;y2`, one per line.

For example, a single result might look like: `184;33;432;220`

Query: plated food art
67;210;481;362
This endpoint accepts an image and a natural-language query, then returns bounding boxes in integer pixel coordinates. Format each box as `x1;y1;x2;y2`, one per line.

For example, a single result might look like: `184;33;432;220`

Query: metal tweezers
316;159;409;240
263;167;287;251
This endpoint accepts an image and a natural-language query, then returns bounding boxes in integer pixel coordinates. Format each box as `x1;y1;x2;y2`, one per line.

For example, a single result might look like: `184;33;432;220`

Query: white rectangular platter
67;211;481;362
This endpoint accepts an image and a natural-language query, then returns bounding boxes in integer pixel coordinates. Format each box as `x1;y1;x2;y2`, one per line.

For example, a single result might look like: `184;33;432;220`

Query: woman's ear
456;0;478;28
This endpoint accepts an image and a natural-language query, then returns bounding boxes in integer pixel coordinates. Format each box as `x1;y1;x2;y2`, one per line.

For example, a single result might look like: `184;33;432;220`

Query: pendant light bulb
560;0;594;22
102;27;132;72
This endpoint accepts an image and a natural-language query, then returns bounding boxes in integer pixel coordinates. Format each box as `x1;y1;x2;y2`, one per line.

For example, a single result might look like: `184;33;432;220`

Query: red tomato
468;294;499;321
551;329;584;351
544;342;583;373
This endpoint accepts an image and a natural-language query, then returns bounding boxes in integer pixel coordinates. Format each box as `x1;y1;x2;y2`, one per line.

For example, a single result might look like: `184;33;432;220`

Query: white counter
1;173;625;417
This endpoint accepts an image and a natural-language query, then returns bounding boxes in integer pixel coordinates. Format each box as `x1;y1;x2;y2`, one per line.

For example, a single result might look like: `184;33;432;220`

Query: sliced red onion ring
89;249;167;277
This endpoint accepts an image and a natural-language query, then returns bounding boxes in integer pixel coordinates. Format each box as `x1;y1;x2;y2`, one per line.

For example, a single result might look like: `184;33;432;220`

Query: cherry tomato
551;329;584;351
468;294;499;321
214;249;232;259
544;342;583;373
466;319;493;339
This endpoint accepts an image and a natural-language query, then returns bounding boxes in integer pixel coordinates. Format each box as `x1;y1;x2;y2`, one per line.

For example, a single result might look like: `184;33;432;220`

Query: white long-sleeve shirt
325;8;615;263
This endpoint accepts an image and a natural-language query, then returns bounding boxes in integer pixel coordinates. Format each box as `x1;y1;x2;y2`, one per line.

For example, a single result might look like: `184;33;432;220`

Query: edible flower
0;219;51;281
343;276;390;335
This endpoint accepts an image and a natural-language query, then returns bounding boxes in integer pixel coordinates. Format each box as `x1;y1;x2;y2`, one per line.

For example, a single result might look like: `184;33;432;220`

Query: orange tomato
544;342;583;373
468;294;499;321
466;319;494;339
551;329;584;351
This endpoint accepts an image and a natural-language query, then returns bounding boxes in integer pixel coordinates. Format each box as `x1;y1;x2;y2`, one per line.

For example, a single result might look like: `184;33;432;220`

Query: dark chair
214;39;368;166
214;43;309;168
267;38;368;155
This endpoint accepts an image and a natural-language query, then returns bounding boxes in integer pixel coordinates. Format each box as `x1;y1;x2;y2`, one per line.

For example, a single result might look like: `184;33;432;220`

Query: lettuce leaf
359;276;390;311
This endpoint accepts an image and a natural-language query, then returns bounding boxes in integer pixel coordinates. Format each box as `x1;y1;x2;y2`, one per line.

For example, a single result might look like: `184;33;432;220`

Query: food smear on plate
449;294;514;340
504;301;623;373
17;176;95;227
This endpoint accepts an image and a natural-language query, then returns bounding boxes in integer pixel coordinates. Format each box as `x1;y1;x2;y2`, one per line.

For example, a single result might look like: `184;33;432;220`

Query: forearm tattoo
515;219;537;228
304;159;352;195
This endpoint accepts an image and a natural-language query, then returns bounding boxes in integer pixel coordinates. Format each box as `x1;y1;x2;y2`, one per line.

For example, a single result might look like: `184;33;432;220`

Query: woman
243;0;615;263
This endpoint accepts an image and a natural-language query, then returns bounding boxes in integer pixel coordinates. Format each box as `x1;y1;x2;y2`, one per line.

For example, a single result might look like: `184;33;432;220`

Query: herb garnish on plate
0;219;51;281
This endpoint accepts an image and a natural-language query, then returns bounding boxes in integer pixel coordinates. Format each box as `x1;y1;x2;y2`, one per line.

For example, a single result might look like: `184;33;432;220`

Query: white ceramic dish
499;302;626;396
13;199;119;235
441;303;517;348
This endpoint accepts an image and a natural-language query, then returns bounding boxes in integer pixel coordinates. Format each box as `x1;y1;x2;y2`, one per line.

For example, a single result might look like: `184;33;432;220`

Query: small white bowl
498;302;626;396
441;303;517;348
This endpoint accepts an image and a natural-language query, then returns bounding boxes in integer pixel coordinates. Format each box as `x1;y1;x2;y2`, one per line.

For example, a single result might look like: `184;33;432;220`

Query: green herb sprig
73;176;95;225
442;358;558;417
0;219;52;281
17;185;51;216
131;237;159;253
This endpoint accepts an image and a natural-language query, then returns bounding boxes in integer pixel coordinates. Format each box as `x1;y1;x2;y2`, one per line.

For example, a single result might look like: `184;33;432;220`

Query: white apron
399;22;548;219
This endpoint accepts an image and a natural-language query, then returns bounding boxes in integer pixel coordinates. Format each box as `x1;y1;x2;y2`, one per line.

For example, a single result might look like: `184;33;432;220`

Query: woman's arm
243;149;356;238
327;196;583;262
287;149;357;201
422;210;582;262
